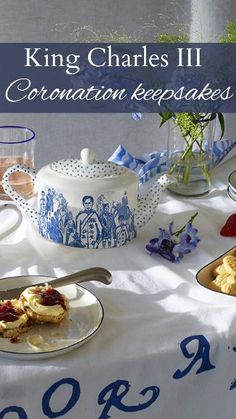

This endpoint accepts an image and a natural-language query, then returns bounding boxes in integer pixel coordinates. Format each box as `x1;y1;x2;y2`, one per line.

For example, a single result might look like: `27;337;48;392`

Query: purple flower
146;237;176;262
146;214;200;263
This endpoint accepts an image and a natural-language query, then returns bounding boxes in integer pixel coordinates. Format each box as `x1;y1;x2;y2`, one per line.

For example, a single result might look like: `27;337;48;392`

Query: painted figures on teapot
38;187;136;249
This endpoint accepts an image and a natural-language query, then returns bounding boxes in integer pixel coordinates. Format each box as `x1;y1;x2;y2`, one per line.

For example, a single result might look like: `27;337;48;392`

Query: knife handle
50;267;112;288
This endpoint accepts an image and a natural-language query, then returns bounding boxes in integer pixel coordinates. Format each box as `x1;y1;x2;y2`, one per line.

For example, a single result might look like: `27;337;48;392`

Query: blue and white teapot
3;148;173;249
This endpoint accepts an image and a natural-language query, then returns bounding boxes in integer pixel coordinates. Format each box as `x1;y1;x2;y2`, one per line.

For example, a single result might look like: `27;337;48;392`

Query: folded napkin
108;140;236;185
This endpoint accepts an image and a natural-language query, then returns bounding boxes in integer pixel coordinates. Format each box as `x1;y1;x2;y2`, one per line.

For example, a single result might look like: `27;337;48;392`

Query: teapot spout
136;174;175;229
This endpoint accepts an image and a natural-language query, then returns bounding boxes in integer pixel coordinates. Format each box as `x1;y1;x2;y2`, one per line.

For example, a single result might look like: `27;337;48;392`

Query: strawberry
220;214;236;236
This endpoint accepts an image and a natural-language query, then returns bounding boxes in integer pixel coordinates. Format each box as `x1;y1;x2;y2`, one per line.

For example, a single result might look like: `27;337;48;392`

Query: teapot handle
0;203;22;240
2;164;38;225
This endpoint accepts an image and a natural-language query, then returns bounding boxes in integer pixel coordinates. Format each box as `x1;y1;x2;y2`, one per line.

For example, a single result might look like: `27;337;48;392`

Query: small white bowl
196;246;236;305
227;186;236;202
228;171;236;193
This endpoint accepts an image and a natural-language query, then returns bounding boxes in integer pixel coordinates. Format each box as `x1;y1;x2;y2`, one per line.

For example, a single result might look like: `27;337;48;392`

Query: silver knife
0;267;112;301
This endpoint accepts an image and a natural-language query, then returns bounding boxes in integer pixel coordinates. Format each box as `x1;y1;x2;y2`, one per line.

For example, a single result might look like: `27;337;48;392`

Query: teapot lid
50;148;127;179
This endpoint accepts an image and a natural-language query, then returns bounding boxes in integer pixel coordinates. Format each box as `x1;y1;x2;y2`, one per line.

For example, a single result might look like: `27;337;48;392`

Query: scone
20;285;69;324
0;299;30;338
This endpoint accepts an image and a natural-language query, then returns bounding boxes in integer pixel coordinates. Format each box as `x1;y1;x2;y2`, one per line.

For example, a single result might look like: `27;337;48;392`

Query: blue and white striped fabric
108;140;236;185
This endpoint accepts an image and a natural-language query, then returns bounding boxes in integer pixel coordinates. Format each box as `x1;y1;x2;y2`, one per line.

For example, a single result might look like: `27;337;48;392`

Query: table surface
0;157;236;419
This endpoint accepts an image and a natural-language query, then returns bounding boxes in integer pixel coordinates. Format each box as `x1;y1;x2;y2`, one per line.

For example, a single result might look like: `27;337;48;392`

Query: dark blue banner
0;43;235;112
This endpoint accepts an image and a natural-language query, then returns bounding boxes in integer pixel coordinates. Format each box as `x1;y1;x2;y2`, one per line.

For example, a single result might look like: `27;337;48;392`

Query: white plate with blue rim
0;275;104;360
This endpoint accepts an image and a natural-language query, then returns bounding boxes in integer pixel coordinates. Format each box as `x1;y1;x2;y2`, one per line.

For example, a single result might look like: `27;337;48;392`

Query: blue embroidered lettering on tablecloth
2;334;236;418
173;334;216;379
42;377;80;418
229;347;236;390
97;379;160;419
0;406;28;419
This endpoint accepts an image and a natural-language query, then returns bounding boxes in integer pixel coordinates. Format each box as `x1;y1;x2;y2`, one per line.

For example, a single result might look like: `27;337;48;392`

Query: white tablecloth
0;158;236;419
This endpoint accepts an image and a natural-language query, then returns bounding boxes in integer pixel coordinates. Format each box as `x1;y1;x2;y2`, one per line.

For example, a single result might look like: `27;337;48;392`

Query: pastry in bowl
196;247;236;305
209;255;236;295
20;285;69;324
0;299;30;338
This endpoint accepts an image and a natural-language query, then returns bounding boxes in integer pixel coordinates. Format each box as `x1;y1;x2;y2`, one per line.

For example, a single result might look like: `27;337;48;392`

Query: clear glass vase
167;115;216;196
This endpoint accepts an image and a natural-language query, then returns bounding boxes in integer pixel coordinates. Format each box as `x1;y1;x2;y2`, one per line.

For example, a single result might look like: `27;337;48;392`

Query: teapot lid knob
80;148;96;165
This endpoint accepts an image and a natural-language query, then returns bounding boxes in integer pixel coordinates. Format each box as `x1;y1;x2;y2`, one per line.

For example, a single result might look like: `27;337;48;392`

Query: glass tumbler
167;116;215;196
0;126;36;200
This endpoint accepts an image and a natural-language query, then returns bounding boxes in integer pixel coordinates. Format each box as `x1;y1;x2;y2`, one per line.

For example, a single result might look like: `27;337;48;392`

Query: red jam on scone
20;285;69;324
0;300;30;338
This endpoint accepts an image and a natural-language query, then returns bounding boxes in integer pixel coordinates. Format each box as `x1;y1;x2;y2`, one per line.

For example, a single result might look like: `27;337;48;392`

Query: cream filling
22;287;65;317
26;334;56;351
